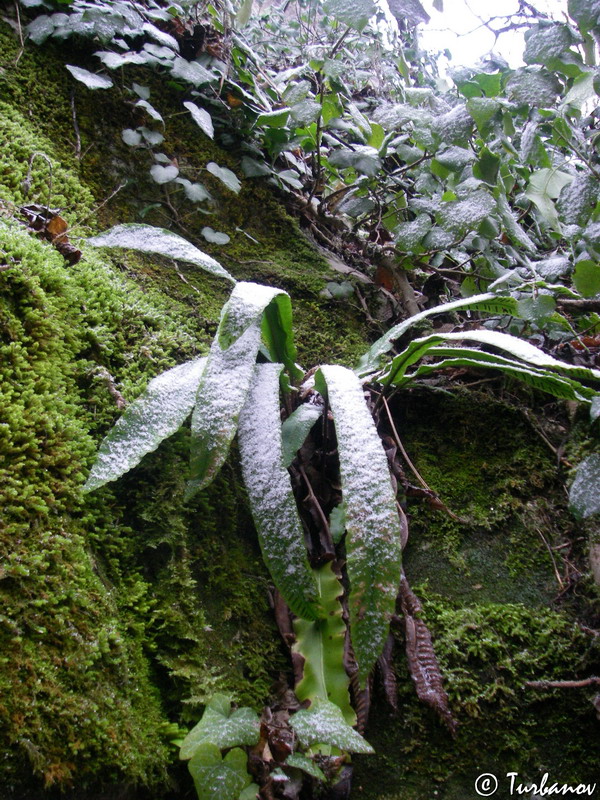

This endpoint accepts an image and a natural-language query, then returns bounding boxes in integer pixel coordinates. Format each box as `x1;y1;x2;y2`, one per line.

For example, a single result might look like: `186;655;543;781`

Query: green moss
393;389;573;606
352;599;600;800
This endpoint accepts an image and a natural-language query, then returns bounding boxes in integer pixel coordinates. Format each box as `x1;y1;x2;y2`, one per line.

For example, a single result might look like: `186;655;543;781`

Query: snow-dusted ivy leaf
142;22;179;51
256;108;291;128
95;50;147;69
277;169;303;190
171;56;214;86
238;364;324;620
526;168;573;229
143;42;176;61
284;754;326;781
387;0;430;26
290;99;322;126
183;101;214;139
188;745;250;800
356;292;521;376
206;162;242;193
506;68;561;107
496;192;537;253
281;402;323;468
83;357;207;493
135;99;163;123
562;72;595;108
524;22;578;66
323;0;377;30
236;0;254;27
132;82;150;100
437;191;496;234
569;454;600;519
187;283;294;497
466;97;500;132
87;224;235;283
241;156;272;177
328;146;381;177
150;164;179;184
176;178;211;203
66;65;113;90
201;227;230;244
122;128;142;146
316;365;402;686
180;696;259;759
591;396;600;423
290;699;374;753
140;127;165;146
27;15;56;45
394;215;432;251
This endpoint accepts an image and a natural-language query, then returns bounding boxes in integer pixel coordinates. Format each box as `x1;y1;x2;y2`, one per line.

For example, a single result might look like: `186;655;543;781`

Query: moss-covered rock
1;11;599;800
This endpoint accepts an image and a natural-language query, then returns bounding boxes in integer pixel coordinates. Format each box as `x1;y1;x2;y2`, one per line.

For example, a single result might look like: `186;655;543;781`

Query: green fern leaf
292;562;354;722
87;224;236;284
317;365;402;687
238;363;324;621
84;357;207;493
187;282;297;498
356;292;520;376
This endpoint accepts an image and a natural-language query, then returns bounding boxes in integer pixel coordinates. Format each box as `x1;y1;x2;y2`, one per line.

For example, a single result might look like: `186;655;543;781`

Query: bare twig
70;91;82;160
525;677;600;690
14;0;24;66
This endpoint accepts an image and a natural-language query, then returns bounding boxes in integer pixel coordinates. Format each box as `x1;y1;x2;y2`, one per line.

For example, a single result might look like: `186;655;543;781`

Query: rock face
0;17;598;800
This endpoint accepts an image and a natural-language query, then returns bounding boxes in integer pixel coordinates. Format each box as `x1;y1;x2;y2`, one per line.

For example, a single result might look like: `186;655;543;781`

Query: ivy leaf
95;51;147;69
290;699;374;753
179;696;260;759
506;68;561;107
322;0;377;30
201;227;230;244
171;57;214;86
188;745;251;800
176;178;211;203
569;455;600;519
573;259;600;298
122;128;142;146
238;364;324;621
386;0;430;26
526;168;573;229
284;754;326;781
83;357;207;493
256;109;291;128
236;0;254;27
184;101;214;139
87;224;235;283
316;366;402;686
207;162;242;193
292;563;355;722
150;164;179;184
66;65;113;90
142;21;179;51
135;99;163;123
281;402;323;468
329;504;346;544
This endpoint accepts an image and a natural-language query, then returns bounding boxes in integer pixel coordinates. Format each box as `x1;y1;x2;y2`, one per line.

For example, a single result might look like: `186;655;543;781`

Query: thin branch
525;677;600;690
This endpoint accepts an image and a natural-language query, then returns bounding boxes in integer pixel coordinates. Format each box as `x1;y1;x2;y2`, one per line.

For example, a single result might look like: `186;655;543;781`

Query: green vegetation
1;0;600;797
